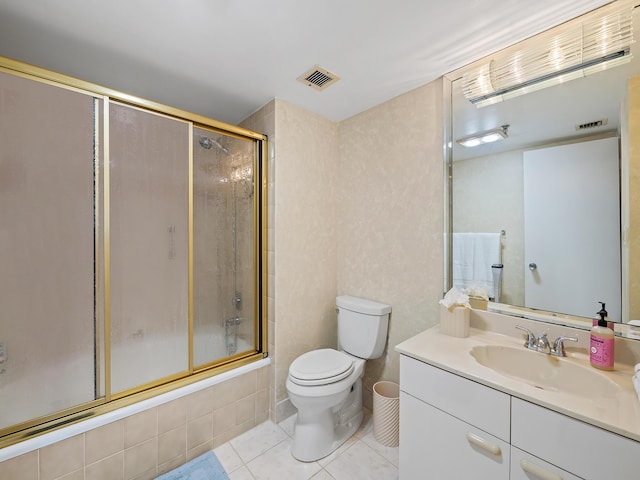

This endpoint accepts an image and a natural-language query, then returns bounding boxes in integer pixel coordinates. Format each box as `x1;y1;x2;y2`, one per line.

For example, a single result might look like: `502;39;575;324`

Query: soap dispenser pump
590;302;614;370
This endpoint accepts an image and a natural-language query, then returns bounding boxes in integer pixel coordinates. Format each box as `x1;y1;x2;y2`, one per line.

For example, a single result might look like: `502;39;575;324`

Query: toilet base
291;379;364;462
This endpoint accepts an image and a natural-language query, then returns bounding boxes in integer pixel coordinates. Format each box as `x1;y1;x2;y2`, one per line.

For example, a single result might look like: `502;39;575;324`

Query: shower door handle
0;343;5;374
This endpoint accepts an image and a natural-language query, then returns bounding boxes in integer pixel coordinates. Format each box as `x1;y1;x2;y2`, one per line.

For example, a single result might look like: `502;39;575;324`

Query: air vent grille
575;118;608;131
297;65;340;91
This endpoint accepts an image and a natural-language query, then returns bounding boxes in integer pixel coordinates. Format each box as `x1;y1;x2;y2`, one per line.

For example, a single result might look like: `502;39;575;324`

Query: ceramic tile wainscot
0;359;270;480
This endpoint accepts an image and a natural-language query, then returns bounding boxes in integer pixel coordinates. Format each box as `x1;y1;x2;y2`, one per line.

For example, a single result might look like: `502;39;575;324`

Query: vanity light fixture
462;5;634;107
456;125;509;148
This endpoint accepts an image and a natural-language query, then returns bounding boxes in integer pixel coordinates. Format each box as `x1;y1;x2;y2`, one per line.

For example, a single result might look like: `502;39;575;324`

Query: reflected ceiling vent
297;65;340;91
575;118;608;131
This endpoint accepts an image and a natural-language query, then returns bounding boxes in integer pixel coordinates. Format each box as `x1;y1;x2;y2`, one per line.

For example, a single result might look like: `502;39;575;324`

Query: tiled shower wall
0;364;269;480
239;101;277;421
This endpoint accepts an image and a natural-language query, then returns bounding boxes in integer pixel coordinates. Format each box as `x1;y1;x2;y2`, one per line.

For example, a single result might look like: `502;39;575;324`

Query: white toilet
286;295;391;462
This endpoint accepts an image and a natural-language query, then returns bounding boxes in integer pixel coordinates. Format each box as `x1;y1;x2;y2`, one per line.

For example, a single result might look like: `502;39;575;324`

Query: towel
453;233;501;298
155;451;229;480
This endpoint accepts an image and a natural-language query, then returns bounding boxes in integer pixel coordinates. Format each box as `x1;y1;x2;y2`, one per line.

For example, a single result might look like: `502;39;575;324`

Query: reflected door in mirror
523;137;621;321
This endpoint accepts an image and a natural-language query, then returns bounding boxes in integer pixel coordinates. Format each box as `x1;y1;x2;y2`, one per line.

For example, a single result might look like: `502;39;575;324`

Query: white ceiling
0;0;613;125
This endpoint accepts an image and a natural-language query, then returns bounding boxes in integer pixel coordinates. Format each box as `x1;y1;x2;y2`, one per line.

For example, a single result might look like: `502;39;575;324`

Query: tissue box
440;304;470;338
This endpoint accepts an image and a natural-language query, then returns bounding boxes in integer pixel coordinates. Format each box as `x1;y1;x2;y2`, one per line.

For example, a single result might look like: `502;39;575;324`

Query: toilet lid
289;349;354;386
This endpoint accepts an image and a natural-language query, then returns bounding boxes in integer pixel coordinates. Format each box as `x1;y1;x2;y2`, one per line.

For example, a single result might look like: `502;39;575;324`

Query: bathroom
1;0;639;479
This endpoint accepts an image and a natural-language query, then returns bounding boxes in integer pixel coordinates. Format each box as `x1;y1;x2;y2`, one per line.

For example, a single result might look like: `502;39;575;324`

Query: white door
523;137;621;321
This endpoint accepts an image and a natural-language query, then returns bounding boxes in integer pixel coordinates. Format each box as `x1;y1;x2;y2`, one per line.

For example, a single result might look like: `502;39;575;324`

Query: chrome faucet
535;332;551;353
515;326;578;357
550;336;579;357
515;325;537;350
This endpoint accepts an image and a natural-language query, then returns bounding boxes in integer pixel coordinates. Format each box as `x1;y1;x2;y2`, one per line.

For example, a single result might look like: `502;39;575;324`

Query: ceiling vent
575;118;608;131
297;65;340;91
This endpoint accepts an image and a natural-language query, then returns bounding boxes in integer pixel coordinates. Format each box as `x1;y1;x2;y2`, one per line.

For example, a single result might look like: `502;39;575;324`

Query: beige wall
271;100;340;419
337;80;444;408
243;81;445;417
245;80;446;417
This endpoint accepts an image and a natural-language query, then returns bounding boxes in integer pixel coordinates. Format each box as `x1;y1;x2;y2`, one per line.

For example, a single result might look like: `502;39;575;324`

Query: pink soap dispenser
590;302;614;370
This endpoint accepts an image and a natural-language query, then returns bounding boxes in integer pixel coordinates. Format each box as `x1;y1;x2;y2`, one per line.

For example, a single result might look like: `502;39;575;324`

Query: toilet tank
336;295;391;359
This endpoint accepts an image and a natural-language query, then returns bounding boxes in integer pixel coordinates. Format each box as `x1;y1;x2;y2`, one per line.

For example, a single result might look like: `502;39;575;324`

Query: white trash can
372;381;400;447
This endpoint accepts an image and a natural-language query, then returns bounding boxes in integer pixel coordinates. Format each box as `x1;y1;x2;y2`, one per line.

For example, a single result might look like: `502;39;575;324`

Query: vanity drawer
511;446;581;480
399;355;510;441
512;398;640;480
400;391;510;480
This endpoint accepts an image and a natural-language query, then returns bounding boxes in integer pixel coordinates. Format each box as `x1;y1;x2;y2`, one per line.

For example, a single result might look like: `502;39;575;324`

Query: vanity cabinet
399;355;510;479
399;354;640;480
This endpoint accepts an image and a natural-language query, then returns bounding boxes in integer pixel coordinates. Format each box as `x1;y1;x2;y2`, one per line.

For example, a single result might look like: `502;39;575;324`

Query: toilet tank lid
336;295;391;315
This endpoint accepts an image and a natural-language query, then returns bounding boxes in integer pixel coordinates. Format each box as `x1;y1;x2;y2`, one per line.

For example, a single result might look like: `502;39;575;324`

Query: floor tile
277;414;296;438
246;439;321;480
229;421;288;463
228;465;255;480
214;442;245;474
316;435;359;467
358;416;399;466
217;415;393;480
324;441;398;480
310;470;335;479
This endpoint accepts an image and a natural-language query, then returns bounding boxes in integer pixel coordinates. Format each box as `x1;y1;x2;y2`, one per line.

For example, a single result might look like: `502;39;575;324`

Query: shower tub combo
0;61;267;447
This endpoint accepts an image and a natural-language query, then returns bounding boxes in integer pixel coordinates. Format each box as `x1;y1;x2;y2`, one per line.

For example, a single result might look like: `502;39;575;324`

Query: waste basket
372;381;400;447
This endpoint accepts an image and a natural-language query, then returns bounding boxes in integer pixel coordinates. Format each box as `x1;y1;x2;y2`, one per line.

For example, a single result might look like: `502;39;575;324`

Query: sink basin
469;345;621;398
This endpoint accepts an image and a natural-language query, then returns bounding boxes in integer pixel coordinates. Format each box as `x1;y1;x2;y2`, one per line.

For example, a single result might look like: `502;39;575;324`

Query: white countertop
396;322;640;442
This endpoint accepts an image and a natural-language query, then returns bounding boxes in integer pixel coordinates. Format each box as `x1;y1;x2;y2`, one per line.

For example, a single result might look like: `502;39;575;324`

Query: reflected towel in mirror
453;233;501;298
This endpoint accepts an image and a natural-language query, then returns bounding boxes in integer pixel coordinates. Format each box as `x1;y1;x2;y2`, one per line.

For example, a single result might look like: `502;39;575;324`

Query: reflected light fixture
456;125;509;148
462;5;634;107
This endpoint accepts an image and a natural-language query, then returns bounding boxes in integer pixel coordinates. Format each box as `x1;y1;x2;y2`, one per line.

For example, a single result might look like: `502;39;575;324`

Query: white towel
453;233;501;298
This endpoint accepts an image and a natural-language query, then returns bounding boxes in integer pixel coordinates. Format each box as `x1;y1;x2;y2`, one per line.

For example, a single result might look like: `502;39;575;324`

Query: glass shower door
0;71;100;429
193;127;256;367
0;60;266;444
109;103;190;394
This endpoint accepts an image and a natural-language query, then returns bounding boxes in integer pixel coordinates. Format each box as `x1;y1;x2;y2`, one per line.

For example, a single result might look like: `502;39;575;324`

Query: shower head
199;136;229;155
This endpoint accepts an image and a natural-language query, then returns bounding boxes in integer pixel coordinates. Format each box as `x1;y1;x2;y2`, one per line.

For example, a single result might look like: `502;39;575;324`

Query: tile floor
213;409;399;480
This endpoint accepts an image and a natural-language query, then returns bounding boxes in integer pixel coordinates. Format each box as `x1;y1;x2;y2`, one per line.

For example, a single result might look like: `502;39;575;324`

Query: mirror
445;2;640;338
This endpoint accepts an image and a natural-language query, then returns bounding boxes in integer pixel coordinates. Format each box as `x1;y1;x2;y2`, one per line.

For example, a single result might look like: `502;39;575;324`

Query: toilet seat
288;349;354;386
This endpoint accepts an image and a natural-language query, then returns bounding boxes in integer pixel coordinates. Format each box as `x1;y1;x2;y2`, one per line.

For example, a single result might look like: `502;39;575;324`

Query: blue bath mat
156;451;229;480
